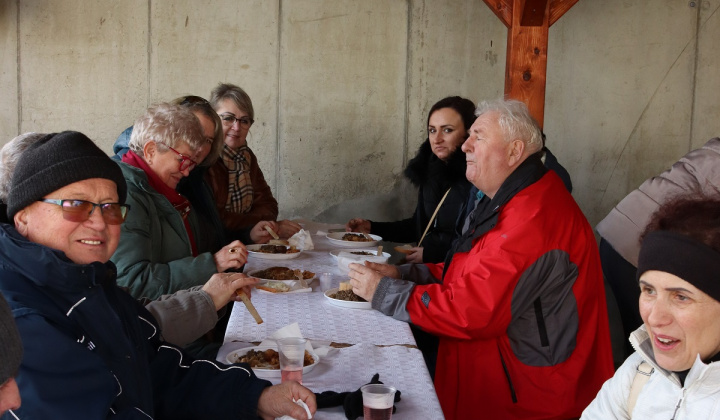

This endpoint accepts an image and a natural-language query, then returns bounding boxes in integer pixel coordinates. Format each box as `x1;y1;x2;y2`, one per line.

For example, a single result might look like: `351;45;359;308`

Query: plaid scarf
222;144;254;213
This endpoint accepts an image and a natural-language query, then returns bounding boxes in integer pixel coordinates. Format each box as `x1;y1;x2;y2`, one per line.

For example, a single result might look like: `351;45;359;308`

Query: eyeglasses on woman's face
164;144;199;172
38;199;130;225
219;113;254;129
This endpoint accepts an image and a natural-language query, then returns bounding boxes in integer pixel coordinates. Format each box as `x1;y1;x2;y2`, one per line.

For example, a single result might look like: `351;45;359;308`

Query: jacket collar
630;325;720;388
404;140;467;186
441;153;546;278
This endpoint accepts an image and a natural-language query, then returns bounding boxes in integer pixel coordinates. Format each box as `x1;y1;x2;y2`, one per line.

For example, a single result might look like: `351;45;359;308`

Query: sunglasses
164;144;199;172
39;199;130;225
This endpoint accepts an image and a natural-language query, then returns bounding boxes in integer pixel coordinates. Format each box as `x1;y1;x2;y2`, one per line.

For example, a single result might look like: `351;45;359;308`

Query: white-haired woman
112;102;270;300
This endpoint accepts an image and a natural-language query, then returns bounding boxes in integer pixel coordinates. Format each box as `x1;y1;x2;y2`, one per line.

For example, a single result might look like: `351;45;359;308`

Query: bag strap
417;188;451;247
627;361;654;417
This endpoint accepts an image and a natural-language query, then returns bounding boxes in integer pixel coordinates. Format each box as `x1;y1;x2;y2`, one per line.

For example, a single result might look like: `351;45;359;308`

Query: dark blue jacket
0;224;270;419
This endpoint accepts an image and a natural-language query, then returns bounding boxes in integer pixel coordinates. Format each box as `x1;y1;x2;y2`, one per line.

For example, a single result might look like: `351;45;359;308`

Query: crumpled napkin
288;229;314;251
275;398;312;420
259;322;314;352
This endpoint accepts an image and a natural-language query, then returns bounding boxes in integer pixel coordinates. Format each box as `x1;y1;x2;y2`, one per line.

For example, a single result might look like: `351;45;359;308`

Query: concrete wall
1;0;718;228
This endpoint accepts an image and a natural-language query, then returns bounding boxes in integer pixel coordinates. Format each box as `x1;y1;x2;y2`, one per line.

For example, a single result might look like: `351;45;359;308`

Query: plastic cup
277;337;307;384
361;383;396;420
319;272;333;292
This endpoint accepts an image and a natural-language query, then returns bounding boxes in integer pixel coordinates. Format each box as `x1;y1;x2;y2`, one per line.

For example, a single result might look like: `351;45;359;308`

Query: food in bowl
330;289;367;302
237;348;314;369
341;233;374;242
350;251;374;255
251;266;315;281
257;245;299;254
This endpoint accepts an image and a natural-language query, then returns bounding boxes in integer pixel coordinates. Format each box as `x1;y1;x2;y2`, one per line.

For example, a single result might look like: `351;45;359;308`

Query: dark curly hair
642;194;720;253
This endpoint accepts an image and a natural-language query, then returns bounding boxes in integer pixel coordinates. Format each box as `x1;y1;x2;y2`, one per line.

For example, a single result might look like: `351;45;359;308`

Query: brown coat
205;147;279;229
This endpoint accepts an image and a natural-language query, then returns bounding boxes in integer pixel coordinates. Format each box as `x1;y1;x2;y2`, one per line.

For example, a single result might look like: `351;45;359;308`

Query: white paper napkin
288;229;314;251
275;398;312;420
259;322;314;352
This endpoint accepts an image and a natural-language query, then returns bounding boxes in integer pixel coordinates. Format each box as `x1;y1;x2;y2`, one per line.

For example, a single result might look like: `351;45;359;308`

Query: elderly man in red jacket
349;98;614;420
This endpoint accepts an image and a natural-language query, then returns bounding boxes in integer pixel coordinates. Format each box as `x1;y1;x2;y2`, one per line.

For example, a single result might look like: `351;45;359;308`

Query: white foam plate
225;345;320;378
247;244;302;260
324;288;372;310
325;232;382;248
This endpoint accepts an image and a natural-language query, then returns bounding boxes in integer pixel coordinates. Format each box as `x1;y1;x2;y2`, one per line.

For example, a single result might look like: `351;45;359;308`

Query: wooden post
483;0;579;128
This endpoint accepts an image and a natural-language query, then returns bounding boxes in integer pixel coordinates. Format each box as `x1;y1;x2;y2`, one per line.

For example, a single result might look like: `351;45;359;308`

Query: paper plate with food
248;266;315;293
329;248;389;260
225;345;320;379
253;280;312;294
324;286;372;310
247;244;302;260
325;232;382;248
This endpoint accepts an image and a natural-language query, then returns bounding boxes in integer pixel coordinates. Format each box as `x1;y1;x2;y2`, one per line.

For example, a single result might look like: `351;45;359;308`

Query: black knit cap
6;131;127;220
0;293;22;385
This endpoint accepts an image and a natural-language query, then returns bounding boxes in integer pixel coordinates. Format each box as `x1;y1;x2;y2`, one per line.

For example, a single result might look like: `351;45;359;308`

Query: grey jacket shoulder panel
508;249;579;367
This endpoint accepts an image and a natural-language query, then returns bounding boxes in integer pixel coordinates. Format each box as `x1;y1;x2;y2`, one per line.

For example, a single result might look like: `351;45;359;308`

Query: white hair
475;99;543;154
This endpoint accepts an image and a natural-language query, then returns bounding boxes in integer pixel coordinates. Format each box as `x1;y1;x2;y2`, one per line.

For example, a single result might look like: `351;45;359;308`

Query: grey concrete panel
0;0;718;230
545;0;697;226
691;0;720;148
406;0;506;156
149;0;281;195
0;1;19;142
17;0;148;152
277;0;409;221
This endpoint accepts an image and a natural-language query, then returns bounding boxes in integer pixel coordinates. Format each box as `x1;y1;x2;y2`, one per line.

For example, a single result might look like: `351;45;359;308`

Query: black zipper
498;344;518;403
534;297;550;347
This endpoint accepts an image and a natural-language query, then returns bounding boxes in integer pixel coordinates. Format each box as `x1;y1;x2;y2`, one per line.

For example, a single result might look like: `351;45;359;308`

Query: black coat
371;141;472;263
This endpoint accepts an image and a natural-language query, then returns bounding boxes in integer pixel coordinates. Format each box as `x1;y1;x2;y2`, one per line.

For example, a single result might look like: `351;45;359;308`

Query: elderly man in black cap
0;131;315;419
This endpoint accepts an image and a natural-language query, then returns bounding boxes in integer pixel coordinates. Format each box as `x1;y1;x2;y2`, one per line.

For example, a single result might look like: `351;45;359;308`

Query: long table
220;221;445;419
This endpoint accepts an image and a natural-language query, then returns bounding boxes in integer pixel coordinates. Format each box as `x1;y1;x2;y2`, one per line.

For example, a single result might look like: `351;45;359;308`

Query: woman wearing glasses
0;131;316;419
207;83;301;238
113;103;269;301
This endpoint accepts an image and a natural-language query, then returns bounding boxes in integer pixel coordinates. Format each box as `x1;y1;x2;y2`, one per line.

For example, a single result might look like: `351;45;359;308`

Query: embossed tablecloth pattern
226;224;416;346
222;222;445;419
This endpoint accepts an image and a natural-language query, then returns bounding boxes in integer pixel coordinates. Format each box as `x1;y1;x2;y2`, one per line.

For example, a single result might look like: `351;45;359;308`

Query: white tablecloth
221;221;445;420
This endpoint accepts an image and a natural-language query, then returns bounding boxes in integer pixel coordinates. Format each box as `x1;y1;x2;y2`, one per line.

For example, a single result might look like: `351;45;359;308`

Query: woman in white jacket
582;195;720;419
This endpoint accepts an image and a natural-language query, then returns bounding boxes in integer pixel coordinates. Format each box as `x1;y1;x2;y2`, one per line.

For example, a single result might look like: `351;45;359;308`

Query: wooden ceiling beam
521;0;548;26
483;0;512;28
482;0;579;128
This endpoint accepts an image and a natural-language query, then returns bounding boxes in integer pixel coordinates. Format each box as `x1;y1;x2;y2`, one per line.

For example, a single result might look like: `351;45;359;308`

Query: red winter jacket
374;161;614;419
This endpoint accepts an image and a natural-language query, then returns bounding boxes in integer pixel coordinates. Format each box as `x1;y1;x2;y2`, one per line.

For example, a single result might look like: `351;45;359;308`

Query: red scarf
122;150;198;256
